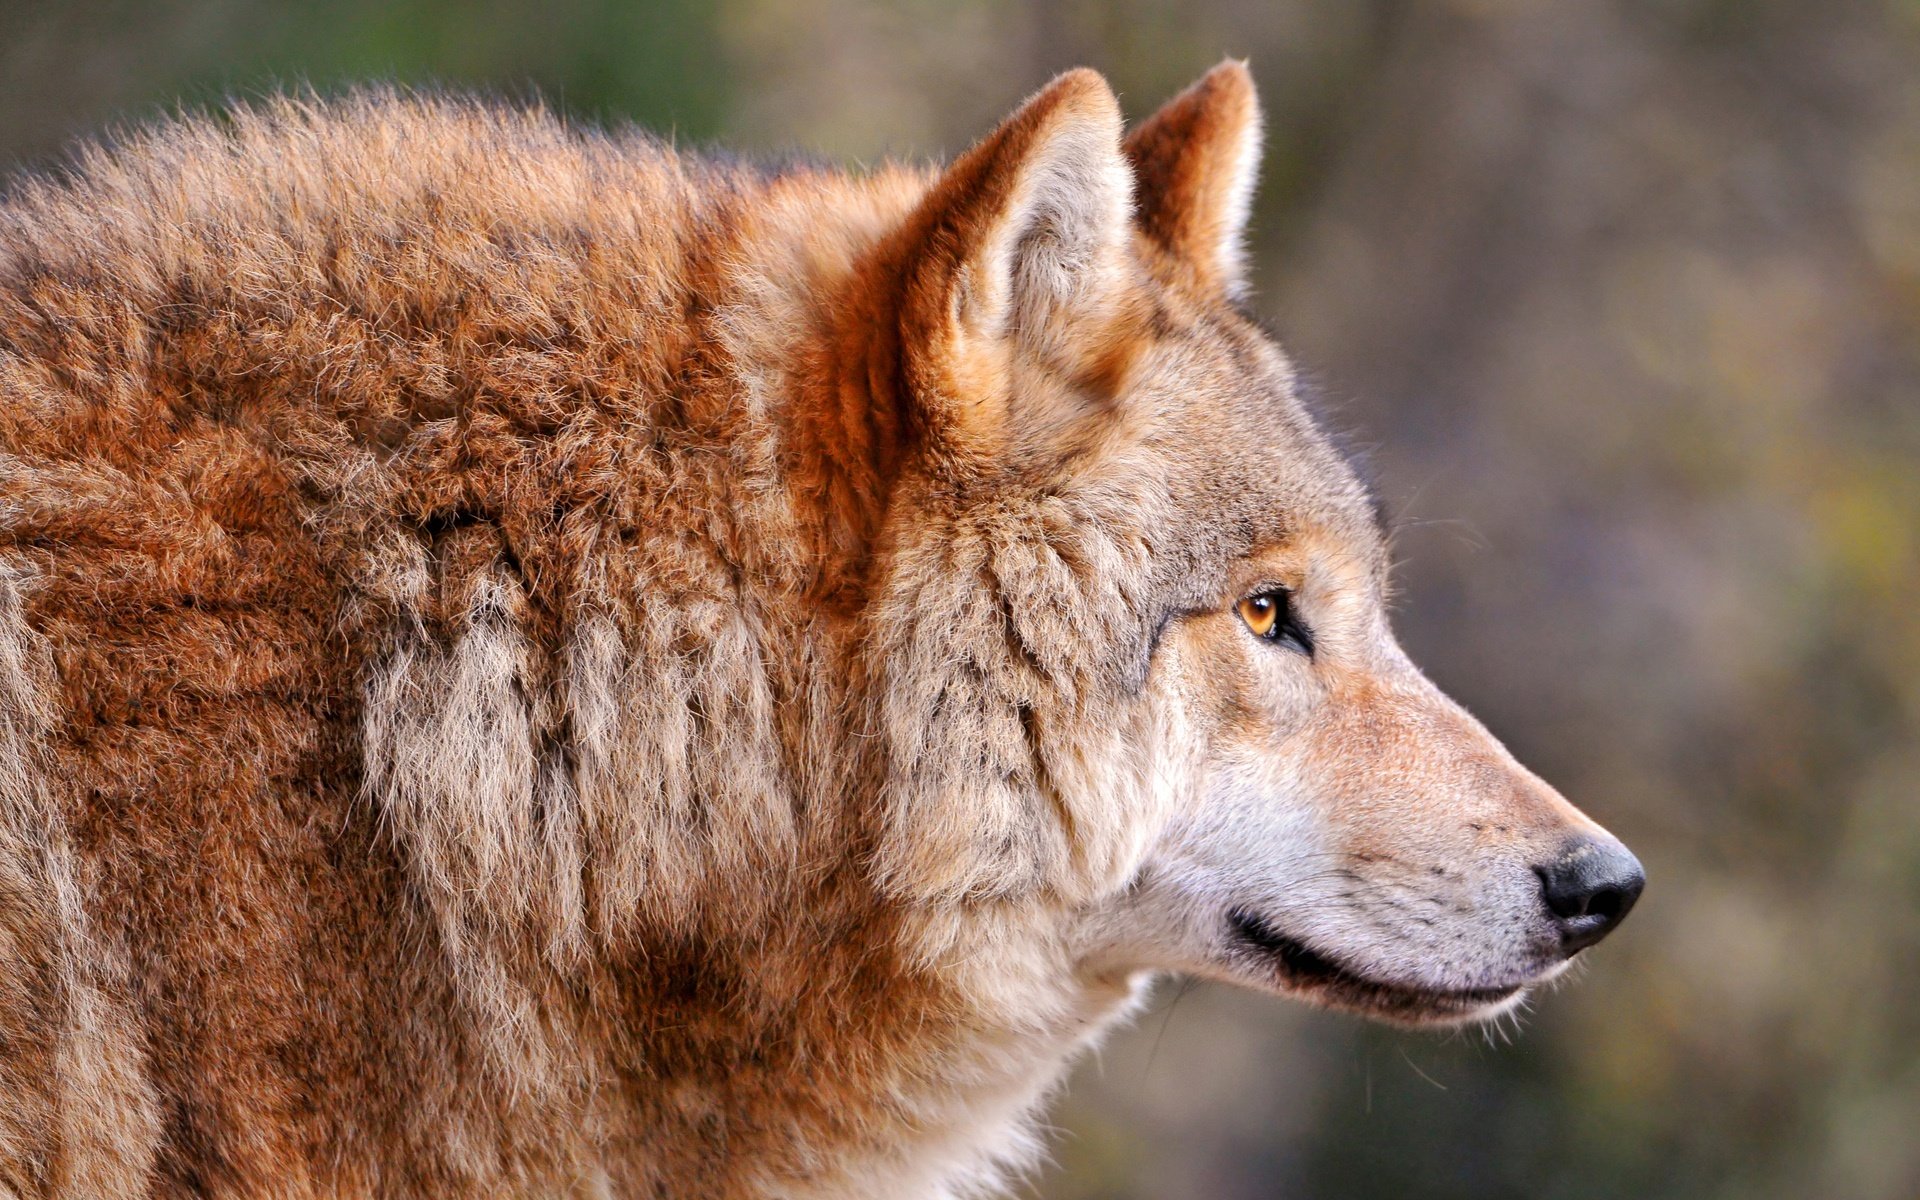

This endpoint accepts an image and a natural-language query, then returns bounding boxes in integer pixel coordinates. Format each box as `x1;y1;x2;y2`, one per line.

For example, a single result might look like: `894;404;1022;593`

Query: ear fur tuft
1124;59;1264;299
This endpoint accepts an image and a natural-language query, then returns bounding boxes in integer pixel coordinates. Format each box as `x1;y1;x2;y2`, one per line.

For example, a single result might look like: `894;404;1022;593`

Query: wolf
0;62;1642;1198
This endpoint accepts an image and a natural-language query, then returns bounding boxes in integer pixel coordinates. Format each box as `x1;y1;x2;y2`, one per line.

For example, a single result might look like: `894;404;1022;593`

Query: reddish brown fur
0;87;997;1198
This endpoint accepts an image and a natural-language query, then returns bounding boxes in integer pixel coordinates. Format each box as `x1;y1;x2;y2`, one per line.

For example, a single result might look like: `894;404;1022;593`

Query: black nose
1536;838;1644;954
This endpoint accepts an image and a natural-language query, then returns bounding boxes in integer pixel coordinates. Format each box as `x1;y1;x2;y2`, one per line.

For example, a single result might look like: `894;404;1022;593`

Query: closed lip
1226;907;1527;1022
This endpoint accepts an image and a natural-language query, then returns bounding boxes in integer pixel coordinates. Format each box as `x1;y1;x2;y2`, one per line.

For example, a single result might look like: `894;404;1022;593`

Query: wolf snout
1534;837;1644;955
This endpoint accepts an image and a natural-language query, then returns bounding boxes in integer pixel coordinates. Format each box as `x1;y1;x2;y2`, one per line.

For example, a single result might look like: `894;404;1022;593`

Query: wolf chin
0;63;1643;1198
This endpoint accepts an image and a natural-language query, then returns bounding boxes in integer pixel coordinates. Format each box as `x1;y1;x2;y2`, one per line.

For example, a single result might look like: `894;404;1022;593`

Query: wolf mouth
1226;908;1525;1022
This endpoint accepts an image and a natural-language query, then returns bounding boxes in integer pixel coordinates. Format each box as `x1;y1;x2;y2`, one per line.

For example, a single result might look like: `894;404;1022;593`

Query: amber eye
1237;588;1314;655
1238;593;1281;638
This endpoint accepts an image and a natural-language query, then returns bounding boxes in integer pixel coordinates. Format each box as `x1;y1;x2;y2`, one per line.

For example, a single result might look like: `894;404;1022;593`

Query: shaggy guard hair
0;64;1639;1198
0;81;1144;1196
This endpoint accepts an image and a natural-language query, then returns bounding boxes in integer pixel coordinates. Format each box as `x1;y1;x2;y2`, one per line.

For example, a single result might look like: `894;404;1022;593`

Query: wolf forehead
1079;309;1389;596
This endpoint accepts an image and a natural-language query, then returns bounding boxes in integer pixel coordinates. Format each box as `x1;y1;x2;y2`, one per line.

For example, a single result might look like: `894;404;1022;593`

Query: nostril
1584;884;1625;923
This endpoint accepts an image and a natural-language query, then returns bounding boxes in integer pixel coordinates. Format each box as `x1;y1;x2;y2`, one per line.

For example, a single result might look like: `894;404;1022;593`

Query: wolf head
853;64;1642;1028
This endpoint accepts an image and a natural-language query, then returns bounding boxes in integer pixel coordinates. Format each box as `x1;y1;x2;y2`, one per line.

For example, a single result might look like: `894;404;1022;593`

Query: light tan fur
0;64;1639;1197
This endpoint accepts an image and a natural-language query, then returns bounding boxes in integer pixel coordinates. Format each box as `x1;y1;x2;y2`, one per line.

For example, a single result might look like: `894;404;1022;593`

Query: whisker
1141;974;1200;1082
1397;1046;1448;1092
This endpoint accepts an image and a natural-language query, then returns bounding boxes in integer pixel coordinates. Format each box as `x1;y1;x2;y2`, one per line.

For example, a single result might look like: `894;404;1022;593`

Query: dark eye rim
1241;586;1315;657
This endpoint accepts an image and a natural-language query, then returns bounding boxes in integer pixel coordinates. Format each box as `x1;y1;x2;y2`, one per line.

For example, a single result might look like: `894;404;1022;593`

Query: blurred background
5;1;1916;1197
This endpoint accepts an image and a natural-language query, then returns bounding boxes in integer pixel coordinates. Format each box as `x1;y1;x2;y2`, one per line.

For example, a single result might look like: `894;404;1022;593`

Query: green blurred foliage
3;1;727;156
3;1;1916;1197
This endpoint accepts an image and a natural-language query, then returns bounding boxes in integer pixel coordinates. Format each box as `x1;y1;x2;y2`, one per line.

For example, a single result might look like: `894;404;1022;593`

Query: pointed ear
1124;59;1264;299
896;69;1135;463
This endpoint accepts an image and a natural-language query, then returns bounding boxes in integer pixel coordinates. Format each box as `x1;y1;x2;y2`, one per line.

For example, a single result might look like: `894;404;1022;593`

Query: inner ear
1124;59;1264;300
892;69;1136;465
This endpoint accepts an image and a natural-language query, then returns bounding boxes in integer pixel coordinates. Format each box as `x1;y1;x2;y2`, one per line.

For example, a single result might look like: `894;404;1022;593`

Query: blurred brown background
6;1;1916;1197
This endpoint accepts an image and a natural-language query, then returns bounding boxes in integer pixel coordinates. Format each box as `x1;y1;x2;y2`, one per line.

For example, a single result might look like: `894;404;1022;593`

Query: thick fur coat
0;66;1641;1197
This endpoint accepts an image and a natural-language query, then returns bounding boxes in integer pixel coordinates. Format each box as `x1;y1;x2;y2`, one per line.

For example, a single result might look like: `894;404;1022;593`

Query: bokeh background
6;2;1917;1197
